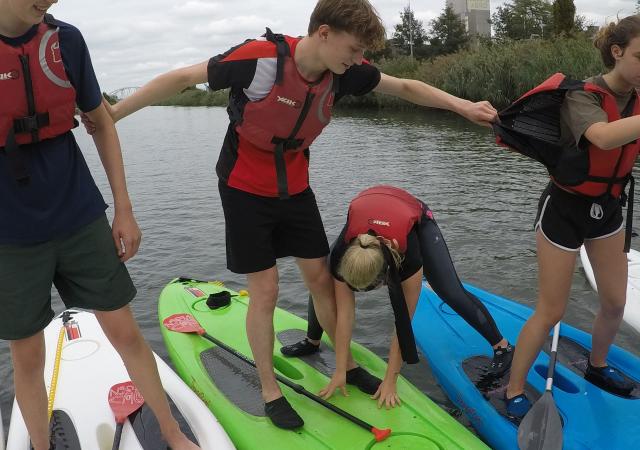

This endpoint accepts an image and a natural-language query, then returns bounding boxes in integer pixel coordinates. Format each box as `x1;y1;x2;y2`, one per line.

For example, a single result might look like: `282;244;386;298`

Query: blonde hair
594;15;640;69
308;0;386;51
337;234;402;290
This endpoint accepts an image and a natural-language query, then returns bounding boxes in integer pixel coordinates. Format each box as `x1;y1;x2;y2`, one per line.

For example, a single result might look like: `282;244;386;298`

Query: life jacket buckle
271;136;304;151
13;113;49;134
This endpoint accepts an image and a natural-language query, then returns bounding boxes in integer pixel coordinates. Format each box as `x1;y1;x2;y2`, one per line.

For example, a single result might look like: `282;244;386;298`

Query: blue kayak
413;282;640;450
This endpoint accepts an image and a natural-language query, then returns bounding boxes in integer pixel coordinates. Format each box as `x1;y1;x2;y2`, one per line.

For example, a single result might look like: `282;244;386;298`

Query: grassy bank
144;36;603;111
342;35;604;109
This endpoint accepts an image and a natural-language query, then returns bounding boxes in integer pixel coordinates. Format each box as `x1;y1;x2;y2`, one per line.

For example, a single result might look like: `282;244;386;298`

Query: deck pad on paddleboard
200;347;264;416
277;329;336;376
50;411;81;450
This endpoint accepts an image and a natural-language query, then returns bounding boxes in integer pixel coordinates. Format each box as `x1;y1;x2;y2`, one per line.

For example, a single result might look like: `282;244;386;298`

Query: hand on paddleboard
319;371;348;400
112;210;142;262
372;377;402;409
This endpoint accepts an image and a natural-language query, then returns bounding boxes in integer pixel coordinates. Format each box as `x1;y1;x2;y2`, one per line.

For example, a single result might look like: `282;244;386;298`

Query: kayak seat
543;336;640;399
462;355;541;425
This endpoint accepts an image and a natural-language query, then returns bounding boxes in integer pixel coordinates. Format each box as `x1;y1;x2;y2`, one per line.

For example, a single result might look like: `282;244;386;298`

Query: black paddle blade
517;391;563;450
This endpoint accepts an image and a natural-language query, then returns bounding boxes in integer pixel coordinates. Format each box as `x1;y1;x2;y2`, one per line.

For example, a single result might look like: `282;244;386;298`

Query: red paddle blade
163;314;205;334
108;381;145;423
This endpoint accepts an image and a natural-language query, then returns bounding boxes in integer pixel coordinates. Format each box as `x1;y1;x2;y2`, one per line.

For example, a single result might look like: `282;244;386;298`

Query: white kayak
580;246;640;334
1;399;5;450
6;310;235;450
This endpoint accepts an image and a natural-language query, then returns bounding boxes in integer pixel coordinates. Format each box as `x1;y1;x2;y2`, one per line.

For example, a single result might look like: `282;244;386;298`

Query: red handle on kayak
163;313;392;441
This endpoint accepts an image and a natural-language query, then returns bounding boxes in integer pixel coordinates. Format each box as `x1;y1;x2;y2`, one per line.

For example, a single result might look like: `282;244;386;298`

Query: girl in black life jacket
281;185;513;408
501;16;640;419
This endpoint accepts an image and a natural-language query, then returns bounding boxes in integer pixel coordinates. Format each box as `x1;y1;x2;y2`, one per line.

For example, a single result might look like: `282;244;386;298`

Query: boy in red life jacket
495;16;640;420
0;1;199;449
85;0;498;428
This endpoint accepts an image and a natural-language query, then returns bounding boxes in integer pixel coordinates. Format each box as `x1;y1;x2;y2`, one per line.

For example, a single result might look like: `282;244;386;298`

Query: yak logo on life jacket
369;219;391;227
276;96;300;108
0;70;19;81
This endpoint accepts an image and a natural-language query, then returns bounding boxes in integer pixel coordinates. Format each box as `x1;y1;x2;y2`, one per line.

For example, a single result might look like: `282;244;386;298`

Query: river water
1;106;638;444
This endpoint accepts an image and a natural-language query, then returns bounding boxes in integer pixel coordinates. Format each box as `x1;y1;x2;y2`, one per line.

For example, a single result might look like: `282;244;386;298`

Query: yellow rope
47;327;65;420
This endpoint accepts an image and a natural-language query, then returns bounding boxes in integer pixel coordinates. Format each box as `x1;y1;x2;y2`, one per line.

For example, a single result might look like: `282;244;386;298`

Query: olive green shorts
0;214;136;340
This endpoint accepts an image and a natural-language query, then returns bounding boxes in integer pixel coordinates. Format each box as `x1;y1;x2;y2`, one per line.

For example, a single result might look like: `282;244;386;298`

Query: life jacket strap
264;28;290;86
273;142;290;200
380;243;419;364
4;128;30;185
623;176;635;253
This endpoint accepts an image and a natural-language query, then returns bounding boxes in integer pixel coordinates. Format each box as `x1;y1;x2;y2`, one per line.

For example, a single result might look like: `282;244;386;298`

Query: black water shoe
264;397;304;429
490;343;514;376
585;362;634;396
280;338;320;357
346;367;382;395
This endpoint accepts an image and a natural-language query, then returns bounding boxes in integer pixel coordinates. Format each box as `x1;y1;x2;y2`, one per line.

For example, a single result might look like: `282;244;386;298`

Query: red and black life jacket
344;185;425;252
494;72;640;251
343;185;427;364
230;28;337;199
0;14;77;183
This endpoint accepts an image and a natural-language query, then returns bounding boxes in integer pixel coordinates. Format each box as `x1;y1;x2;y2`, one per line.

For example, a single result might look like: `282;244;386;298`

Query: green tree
428;4;469;56
492;0;553;41
393;6;427;57
552;0;576;35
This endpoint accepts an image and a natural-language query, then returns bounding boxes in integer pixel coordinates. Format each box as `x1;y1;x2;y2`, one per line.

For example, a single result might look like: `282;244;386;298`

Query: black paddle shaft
199;331;375;432
546;343;559;389
111;422;124;450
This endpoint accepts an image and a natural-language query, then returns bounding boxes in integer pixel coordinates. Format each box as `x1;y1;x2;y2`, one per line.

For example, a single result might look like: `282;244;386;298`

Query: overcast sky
48;0;636;92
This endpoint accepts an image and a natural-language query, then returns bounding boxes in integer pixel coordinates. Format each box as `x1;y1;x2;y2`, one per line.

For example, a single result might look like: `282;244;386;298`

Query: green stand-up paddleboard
158;277;489;450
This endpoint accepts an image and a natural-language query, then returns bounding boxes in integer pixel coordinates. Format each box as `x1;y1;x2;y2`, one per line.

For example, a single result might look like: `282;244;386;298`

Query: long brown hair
594;15;640;68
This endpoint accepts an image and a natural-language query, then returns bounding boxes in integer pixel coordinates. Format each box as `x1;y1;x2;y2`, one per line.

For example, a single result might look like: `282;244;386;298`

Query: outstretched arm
374;73;497;127
110;61;209;122
83;102;140;262
584;116;640;150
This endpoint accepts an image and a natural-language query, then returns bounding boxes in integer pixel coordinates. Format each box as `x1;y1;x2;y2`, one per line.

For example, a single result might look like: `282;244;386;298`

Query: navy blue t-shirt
0;18;107;244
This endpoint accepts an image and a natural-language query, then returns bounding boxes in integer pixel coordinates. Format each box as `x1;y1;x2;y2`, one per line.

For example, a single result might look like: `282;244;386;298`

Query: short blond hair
308;0;386;51
337;234;402;290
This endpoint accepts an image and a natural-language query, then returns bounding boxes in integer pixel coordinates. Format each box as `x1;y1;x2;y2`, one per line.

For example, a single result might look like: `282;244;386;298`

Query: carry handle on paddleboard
108;381;145;450
48;310;78;421
517;322;563;450
163;313;391;442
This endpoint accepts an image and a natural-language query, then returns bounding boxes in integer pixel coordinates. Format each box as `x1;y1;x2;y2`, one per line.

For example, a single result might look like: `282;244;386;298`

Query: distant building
447;0;491;37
